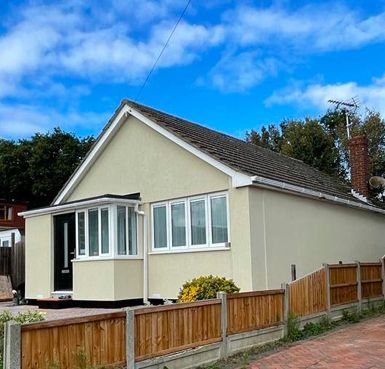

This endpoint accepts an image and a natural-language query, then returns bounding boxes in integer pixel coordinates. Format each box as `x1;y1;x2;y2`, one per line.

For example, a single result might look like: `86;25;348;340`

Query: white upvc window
151;192;230;252
76;204;138;259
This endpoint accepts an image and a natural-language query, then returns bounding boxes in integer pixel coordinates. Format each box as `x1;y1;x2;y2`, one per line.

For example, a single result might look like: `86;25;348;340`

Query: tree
0;128;95;208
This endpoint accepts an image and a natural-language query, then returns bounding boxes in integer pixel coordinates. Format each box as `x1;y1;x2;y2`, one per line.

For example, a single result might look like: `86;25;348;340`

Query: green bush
286;313;303;341
178;275;240;302
0;310;45;367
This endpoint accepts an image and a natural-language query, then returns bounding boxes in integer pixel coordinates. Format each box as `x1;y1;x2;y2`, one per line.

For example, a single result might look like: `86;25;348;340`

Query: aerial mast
328;98;359;139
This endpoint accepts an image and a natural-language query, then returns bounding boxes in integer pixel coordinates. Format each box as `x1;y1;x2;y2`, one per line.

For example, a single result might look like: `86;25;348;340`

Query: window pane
154;206;167;248
128;207;137;255
211;196;228;244
117;206;127;255
171;203;186;247
101;208;109;254
88;209;99;256
190;199;206;245
77;212;85;255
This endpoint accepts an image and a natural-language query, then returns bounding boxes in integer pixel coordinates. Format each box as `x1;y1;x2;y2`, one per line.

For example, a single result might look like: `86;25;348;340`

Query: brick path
250;315;385;369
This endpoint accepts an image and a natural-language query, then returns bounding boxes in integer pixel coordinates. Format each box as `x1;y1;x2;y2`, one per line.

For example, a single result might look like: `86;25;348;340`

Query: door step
37;297;74;309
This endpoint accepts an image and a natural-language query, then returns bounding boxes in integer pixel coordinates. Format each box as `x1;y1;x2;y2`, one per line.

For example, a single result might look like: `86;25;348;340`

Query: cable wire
134;0;192;101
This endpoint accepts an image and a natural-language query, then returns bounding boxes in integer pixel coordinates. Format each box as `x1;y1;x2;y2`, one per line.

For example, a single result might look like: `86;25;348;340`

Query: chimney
349;135;369;198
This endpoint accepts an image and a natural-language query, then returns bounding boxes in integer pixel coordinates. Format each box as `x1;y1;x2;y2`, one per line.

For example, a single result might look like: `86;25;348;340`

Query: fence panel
134;299;222;362
227;290;284;335
21;312;126;369
361;262;383;299
11;241;25;289
0;247;11;275
329;264;358;306
289;268;327;317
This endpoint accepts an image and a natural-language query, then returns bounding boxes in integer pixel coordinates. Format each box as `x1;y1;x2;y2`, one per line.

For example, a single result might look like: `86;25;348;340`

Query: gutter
135;204;149;305
251;175;385;216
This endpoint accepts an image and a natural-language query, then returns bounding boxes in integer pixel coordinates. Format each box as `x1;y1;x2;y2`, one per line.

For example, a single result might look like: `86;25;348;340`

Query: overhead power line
134;0;192;102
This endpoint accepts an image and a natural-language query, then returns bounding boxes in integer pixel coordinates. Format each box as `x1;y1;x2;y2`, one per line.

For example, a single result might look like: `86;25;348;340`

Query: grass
198;301;385;369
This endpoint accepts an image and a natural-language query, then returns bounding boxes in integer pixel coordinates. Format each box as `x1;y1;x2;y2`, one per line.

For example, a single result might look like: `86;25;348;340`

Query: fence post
4;321;21;369
355;261;362;313
126;309;135;369
281;283;289;337
217;291;228;359
381;256;385;300
323;263;331;314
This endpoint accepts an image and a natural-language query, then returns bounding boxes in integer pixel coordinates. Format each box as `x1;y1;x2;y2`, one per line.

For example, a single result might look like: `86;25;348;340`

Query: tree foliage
0;128;95;208
246;109;385;191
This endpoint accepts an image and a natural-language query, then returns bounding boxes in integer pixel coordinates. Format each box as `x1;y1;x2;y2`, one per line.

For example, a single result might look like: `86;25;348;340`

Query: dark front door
54;213;75;291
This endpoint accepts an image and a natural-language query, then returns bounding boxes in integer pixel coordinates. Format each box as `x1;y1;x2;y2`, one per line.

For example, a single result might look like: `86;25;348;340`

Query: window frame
151;192;230;253
75;204;139;260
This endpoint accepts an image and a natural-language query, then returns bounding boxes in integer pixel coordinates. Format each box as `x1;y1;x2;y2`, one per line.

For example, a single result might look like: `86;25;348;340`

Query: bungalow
20;100;385;306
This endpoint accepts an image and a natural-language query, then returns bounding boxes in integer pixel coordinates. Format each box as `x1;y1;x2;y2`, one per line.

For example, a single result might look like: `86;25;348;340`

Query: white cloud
0;103;109;138
225;3;385;52
265;75;385;116
207;51;279;92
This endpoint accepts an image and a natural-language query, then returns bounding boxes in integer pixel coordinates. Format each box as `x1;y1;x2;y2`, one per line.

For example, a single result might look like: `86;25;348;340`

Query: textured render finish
25;214;53;299
249;187;385;290
66;116;231;203
72;259;143;300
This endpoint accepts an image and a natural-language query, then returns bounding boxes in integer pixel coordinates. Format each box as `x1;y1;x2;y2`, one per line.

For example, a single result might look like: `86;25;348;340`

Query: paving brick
250;315;385;369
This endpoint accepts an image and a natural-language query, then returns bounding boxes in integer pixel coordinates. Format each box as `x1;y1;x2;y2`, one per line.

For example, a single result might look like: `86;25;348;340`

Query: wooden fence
9;257;385;369
227;290;284;334
0;241;25;289
134;300;222;361
288;260;384;316
21;312;126;369
288;267;327;317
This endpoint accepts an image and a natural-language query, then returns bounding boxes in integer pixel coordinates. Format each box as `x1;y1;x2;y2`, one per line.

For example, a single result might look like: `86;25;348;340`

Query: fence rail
6;256;385;369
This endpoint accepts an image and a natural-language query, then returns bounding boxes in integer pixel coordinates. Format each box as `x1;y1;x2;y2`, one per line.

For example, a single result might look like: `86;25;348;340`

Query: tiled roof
126;100;358;203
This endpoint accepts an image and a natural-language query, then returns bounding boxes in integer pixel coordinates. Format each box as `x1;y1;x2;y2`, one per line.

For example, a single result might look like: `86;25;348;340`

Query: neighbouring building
0;200;27;247
20;100;385;306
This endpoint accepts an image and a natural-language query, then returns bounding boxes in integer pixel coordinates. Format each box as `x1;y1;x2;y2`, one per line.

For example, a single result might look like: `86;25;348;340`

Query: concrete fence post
323;263;331;314
126;309;135;369
4;320;21;369
281;283;289;337
217;291;228;359
381;256;385;300
356;261;362;313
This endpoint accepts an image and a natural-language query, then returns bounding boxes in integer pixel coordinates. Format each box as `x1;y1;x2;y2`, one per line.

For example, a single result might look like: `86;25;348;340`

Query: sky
1;0;385;140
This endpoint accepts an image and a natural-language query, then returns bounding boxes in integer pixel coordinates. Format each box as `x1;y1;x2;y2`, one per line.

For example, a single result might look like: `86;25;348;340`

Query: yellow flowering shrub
178;275;240;302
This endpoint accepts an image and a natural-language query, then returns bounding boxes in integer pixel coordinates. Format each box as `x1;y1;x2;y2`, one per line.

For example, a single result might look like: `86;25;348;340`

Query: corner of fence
281;282;289;337
355;260;362;313
216;291;228;359
381;256;385;300
126;308;135;369
4;320;21;369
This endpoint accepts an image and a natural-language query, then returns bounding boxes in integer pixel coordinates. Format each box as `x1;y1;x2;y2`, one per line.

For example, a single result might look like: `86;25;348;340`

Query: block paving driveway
250;315;385;369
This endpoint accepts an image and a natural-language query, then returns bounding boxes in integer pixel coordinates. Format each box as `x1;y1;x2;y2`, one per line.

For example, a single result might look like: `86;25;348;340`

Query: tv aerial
328;97;359;139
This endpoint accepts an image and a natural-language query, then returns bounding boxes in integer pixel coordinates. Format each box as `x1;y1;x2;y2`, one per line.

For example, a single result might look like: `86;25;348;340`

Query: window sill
148;246;231;255
72;256;143;262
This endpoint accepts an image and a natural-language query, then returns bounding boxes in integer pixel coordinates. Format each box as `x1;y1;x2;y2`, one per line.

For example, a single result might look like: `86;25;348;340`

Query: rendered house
21;100;385;306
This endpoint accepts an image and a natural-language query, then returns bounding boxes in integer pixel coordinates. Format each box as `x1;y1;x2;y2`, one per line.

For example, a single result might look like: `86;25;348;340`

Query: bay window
151;192;230;252
76;204;138;259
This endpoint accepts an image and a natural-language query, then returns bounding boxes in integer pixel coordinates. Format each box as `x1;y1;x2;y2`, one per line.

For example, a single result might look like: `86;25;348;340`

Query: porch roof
18;193;141;218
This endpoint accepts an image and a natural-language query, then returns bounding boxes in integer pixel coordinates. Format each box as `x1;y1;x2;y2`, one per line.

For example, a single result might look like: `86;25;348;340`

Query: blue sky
1;0;385;140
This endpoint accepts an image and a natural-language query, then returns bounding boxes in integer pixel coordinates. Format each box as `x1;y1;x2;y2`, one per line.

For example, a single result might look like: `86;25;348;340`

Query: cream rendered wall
66;116;231;203
25;214;53;299
72;259;143;300
249;187;385;290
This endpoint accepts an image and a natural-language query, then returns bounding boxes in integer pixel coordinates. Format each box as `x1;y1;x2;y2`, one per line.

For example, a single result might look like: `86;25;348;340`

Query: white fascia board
252;175;385;215
125;106;253;188
19;197;140;219
53;106;131;205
